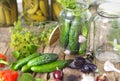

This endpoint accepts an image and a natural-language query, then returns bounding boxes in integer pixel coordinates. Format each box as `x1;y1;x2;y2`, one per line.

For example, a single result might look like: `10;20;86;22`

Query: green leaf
19;73;35;81
12;51;20;59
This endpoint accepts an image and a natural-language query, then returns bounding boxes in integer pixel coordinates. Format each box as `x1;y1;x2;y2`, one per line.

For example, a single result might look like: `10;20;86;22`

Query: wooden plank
63;67;82;81
114;63;120;81
52;41;65;60
34;73;48;81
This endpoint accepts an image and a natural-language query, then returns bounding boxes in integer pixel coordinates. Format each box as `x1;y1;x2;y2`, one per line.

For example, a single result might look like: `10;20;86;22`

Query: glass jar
22;0;49;23
51;0;62;21
92;2;120;63
0;0;18;27
59;2;91;55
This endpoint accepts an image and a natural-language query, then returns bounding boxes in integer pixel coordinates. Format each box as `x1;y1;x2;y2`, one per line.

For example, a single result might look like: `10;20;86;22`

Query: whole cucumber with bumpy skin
68;16;81;54
79;21;89;55
11;52;40;70
60;19;70;48
27;53;58;67
31;60;72;73
21;64;31;72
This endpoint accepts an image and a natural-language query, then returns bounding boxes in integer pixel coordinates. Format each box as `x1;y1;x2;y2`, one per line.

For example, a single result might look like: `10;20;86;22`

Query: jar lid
98;2;120;17
105;0;120;3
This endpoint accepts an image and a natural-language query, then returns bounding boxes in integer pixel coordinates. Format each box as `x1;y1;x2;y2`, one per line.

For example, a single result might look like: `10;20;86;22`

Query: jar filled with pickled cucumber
0;0;18;27
22;0;49;23
59;0;91;55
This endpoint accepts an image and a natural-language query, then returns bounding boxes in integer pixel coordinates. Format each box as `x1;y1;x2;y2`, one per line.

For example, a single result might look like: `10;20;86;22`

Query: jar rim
62;2;88;11
97;2;120;18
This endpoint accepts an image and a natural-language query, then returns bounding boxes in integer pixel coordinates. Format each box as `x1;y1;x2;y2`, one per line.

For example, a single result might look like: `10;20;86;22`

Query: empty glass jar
92;2;120;63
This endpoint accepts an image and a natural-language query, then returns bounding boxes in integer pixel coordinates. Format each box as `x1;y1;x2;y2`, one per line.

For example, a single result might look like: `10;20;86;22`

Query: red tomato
0;54;7;67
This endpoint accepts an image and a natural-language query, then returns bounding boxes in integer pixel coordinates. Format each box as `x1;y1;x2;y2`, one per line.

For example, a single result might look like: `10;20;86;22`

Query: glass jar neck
97;10;120;18
97;2;120;18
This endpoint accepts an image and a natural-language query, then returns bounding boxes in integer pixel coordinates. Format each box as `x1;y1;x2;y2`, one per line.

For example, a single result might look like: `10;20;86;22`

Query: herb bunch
10;18;40;59
57;0;76;9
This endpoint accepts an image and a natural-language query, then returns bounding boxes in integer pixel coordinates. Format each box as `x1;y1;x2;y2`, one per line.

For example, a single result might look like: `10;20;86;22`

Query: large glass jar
0;0;18;27
92;2;120;63
22;0;49;23
59;2;91;55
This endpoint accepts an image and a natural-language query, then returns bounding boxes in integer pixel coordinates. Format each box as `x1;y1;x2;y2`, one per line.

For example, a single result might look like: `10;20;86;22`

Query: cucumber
79;41;87;54
79;21;89;55
68;16;81;54
21;64;31;72
31;60;72;73
11;52;40;70
60;19;70;48
27;53;58;67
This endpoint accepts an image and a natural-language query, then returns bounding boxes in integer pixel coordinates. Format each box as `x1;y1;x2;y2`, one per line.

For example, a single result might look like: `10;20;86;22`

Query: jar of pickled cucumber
59;2;91;55
22;0;49;23
0;0;18;27
91;2;120;63
51;0;62;21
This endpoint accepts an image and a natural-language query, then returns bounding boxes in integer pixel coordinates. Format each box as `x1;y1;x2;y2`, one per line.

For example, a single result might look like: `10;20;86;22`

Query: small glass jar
22;0;49;23
92;2;120;63
0;0;18;27
59;2;91;55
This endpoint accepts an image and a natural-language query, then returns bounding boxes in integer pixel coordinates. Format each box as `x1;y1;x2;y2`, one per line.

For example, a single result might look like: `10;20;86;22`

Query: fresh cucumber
60;19;70;48
27;53;58;67
11;52;40;70
68;16;81;54
21;64;31;72
31;60;72;73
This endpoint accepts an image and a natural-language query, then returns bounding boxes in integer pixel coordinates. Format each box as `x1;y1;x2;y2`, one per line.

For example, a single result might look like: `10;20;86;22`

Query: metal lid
98;2;120;17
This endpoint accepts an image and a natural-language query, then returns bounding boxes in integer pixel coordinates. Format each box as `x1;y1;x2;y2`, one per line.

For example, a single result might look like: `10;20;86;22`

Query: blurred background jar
22;0;49;23
92;2;120;63
51;0;62;21
59;1;91;55
0;0;18;27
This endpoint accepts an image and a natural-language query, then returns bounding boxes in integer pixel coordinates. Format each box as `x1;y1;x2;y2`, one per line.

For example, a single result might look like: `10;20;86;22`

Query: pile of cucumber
60;16;89;55
10;52;72;73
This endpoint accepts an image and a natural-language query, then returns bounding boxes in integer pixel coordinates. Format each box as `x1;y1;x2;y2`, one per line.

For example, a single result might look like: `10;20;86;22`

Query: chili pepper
0;54;8;68
0;69;18;81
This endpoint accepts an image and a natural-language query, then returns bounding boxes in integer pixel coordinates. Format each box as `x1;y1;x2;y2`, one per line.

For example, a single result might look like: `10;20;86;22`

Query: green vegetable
11;52;40;70
27;53;58;67
18;73;35;81
68;16;81;54
79;21;89;55
60;20;70;48
12;51;21;59
21;64;31;72
31;60;72;72
79;42;87;54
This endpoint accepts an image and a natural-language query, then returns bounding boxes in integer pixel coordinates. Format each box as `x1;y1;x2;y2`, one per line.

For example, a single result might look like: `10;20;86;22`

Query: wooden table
0;26;120;81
